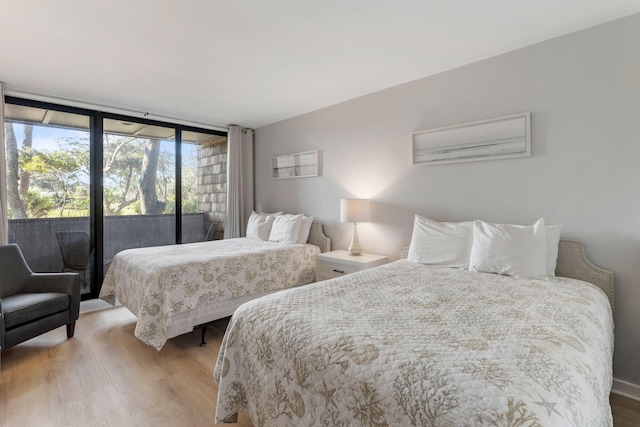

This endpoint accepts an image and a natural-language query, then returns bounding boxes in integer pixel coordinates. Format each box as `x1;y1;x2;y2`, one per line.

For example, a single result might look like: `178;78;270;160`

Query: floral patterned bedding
214;260;614;426
99;238;320;350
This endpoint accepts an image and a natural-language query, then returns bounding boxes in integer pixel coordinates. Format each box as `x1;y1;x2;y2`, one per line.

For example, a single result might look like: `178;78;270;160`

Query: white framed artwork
272;150;320;179
413;112;531;166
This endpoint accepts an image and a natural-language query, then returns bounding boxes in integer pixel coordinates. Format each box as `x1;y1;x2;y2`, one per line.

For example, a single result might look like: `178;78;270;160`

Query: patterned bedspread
214;260;614;426
100;238;320;350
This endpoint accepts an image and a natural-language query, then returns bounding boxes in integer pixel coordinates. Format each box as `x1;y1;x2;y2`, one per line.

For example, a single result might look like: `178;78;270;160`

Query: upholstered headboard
555;239;615;317
307;222;331;253
400;239;615;316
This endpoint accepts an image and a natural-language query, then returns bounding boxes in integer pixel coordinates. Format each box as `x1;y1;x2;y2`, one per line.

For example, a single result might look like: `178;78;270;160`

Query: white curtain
0;83;7;244
224;125;254;238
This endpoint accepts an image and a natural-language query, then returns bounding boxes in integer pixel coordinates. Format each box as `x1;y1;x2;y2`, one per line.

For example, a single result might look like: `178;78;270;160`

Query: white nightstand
316;250;389;281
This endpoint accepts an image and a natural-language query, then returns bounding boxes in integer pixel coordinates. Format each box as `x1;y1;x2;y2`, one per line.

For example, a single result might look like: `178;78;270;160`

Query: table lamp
340;198;370;256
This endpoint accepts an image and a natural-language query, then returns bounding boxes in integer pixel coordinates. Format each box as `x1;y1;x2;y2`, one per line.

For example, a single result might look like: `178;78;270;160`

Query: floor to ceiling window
102;118;177;270
3;96;227;299
4;102;93;295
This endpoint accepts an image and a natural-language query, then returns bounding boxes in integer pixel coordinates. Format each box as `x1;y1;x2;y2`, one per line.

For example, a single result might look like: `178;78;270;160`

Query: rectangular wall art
413;112;531;166
272;150;320;179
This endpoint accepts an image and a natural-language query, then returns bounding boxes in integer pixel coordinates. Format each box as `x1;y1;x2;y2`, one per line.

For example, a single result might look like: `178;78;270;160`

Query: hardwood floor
1;306;639;426
612;393;640;427
0;306;251;427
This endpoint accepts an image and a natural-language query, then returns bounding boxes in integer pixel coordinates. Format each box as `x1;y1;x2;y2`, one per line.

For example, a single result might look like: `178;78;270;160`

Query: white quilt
215;260;614;426
100;238;320;350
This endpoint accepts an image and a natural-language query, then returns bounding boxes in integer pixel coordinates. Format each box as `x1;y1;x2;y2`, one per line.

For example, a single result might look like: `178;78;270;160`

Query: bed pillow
545;224;562;276
469;218;548;278
246;211;275;241
480;221;562;276
269;214;304;244
296;215;314;244
407;215;473;268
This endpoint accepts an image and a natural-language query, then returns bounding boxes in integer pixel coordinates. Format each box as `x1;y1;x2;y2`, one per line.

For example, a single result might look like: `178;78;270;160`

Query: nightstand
316;250;389;281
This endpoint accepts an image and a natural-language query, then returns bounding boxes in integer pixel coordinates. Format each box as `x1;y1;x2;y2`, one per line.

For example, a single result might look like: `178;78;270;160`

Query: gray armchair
0;243;81;351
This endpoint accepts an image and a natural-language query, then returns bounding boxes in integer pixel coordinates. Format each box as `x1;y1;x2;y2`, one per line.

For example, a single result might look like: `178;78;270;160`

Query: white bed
214;239;615;426
99;223;330;350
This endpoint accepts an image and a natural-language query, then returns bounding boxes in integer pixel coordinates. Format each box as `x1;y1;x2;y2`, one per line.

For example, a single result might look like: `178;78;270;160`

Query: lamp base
348;222;363;256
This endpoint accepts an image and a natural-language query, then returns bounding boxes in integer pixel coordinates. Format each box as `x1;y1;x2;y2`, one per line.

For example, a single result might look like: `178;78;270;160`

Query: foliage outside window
4;112;202;220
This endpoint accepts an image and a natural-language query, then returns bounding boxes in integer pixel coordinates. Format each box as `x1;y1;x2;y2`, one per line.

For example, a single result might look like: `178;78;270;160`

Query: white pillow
494;221;562;276
469;218;548;278
296;215;314;244
246;212;275;241
407;215;473;268
545;224;562;276
269;214;304;244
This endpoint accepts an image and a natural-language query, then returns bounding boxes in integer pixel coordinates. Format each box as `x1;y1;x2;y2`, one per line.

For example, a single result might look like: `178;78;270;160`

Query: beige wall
253;14;640;387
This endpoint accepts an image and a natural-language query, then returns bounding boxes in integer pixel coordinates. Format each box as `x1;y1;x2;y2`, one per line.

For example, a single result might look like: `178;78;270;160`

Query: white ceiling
1;1;639;129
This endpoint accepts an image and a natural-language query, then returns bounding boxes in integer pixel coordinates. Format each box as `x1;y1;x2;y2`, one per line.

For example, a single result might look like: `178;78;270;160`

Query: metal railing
8;212;207;273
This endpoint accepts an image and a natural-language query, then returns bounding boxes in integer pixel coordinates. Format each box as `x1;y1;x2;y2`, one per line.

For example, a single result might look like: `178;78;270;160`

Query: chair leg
67;321;76;338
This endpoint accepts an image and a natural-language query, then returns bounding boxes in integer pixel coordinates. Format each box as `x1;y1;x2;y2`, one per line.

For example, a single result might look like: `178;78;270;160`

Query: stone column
197;139;227;240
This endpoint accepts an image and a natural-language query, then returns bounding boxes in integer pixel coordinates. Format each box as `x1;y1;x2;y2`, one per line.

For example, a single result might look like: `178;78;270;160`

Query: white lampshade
340;199;370;223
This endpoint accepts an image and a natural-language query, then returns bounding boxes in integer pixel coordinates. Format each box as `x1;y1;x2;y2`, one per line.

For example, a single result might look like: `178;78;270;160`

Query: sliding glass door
102;118;176;269
3;101;93;295
3;97;227;299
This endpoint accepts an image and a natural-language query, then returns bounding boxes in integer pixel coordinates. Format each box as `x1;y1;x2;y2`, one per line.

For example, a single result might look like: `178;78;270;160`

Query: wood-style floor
1;306;639;427
0;306;251;427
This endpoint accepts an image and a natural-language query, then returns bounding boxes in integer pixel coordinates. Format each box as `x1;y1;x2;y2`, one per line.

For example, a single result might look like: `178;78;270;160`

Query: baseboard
612;378;640;401
80;298;114;313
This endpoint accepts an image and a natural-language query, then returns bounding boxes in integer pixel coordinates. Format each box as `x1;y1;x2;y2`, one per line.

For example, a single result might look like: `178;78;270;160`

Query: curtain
224;125;254;238
0;83;7;244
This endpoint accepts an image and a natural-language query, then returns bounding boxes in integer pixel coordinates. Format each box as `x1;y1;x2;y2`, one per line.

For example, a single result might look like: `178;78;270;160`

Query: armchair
0;243;81;351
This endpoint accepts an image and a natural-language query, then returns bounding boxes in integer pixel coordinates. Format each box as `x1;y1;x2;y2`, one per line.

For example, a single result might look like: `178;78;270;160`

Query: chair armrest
26;273;82;321
27;272;80;294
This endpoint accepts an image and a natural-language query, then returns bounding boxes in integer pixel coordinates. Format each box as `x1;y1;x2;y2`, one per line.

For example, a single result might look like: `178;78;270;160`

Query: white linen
269;213;303;244
407;215;473;268
546;223;563;276
100;238;319;350
246;211;275;240
215;260;613;426
297;215;314;244
165;289;280;339
469;218;548;278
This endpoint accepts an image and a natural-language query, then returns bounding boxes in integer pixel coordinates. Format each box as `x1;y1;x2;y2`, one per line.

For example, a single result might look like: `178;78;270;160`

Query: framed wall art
272;150;320;179
413;112;531;166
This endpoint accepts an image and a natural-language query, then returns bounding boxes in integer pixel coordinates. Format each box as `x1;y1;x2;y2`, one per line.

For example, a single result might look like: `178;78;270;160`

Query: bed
214;238;615;426
99;222;330;350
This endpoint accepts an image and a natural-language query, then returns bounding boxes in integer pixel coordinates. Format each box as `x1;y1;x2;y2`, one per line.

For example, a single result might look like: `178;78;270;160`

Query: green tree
20;125;33;202
103;134;144;215
181;149;199;213
4;123;183;219
24;190;55;218
19;143;85;217
102;135;174;216
139;139;166;214
4;123;28;219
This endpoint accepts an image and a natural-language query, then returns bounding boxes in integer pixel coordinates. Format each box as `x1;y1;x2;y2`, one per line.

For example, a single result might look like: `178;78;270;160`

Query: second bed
100;223;330;350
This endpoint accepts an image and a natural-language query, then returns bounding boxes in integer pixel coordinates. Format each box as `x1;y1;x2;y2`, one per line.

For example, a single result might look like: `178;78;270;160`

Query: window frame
3;96;227;299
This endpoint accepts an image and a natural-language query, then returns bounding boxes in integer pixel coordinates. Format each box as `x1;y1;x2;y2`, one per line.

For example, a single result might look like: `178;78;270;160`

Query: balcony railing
8;212;207;275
